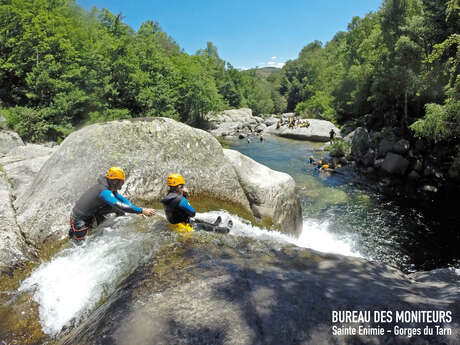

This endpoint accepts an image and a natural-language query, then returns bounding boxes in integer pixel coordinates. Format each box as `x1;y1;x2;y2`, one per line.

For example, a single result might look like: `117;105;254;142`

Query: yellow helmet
167;173;185;186
106;167;125;180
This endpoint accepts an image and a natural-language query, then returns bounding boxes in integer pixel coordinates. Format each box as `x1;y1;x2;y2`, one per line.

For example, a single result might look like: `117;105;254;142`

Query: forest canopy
0;0;458;146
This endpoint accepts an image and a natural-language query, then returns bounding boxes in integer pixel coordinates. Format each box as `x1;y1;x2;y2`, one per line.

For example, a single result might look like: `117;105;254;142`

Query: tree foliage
0;0;279;141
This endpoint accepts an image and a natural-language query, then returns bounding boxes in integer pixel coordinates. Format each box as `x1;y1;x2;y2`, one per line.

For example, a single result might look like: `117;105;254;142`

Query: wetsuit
161;191;230;233
69;176;142;240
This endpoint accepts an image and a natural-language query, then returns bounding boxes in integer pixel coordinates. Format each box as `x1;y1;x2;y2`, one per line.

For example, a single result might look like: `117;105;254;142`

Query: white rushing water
18;216;160;336
18;211;361;337
197;210;362;258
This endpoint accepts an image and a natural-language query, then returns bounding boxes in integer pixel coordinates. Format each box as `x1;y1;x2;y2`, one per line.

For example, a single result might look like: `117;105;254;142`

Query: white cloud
271;56;277;60
267;61;285;68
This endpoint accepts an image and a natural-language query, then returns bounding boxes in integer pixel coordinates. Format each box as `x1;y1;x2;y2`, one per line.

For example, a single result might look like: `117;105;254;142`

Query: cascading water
16;209;360;337
197;211;362;258
18;215;170;336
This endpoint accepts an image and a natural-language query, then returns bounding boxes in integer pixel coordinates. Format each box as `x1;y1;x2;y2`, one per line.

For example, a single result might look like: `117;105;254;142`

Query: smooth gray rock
381;152;410;175
0;129;24;155
14;119;252;246
0;172;32;274
60;239;460;345
224;149;302;236
266;119;340;142
15;119;298;247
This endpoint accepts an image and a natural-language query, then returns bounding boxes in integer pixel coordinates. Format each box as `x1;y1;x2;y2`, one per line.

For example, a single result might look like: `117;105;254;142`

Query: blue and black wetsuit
161;191;230;233
69;176;142;240
160;191;195;224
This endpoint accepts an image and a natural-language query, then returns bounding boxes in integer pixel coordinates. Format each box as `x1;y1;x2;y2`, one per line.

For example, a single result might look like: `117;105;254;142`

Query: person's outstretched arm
99;190;155;216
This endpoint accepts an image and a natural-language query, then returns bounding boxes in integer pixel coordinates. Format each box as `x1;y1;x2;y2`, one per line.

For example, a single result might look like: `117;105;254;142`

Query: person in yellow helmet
69;167;155;240
160;173;232;234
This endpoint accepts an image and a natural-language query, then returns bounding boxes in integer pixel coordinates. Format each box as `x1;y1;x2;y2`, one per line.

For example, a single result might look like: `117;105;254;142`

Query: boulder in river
266;119;340;142
224;149;302;236
13;118;301;248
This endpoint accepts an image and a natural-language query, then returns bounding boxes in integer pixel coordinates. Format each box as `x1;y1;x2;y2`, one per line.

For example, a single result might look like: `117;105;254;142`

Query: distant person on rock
161;173;232;234
69;167;156;240
329;128;336;141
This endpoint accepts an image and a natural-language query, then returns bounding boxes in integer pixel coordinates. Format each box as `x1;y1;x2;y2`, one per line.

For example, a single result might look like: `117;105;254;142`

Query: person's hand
141;208;156;217
182;187;190;198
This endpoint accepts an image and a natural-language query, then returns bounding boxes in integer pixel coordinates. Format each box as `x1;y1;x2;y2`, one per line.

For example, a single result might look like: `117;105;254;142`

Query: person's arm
99;190;142;214
178;196;196;217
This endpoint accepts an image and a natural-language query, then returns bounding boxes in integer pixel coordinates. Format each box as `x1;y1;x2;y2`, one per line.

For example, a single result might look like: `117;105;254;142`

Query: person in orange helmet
69;167;155;240
161;173;232;234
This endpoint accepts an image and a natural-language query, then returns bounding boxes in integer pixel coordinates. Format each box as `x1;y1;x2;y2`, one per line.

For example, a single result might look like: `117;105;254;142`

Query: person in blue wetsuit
160;173;232;234
69;167;156;240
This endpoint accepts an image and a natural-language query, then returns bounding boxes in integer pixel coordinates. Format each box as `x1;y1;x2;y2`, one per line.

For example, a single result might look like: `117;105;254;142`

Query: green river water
229;134;460;273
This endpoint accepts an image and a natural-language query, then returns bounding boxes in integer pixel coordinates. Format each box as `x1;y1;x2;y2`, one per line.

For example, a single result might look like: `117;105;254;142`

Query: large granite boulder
266;119;340;142
14;118;301;247
59;237;460;345
0;129;24;155
224;149;302;236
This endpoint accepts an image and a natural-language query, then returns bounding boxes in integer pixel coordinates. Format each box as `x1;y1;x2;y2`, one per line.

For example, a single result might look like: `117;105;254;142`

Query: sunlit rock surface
267;119;341;142
59;235;460;345
224;149;302;236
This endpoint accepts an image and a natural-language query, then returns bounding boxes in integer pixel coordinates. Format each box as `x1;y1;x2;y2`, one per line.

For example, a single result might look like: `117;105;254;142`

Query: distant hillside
245;67;282;79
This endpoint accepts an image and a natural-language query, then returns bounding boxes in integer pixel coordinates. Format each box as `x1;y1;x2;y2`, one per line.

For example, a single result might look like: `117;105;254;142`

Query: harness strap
70;218;89;240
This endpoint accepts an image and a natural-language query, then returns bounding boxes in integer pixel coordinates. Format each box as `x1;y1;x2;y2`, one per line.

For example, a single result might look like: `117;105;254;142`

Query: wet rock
0;129;24;155
238;133;247;139
60;239;460;345
381;153;409;175
224;149;302;236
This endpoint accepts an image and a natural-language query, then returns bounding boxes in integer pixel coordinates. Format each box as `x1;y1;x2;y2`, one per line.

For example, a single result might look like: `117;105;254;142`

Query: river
228;134;460;273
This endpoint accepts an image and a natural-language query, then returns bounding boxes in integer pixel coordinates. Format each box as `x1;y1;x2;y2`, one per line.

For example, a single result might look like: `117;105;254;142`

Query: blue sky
77;0;383;70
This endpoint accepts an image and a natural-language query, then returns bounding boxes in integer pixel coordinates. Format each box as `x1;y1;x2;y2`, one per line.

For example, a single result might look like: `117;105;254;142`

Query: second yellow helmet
167;173;185;186
106;167;126;180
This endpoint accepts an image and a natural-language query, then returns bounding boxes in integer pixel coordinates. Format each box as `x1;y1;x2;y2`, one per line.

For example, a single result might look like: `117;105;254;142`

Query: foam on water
18;216;158;336
197;211;362;257
18;211;361;337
